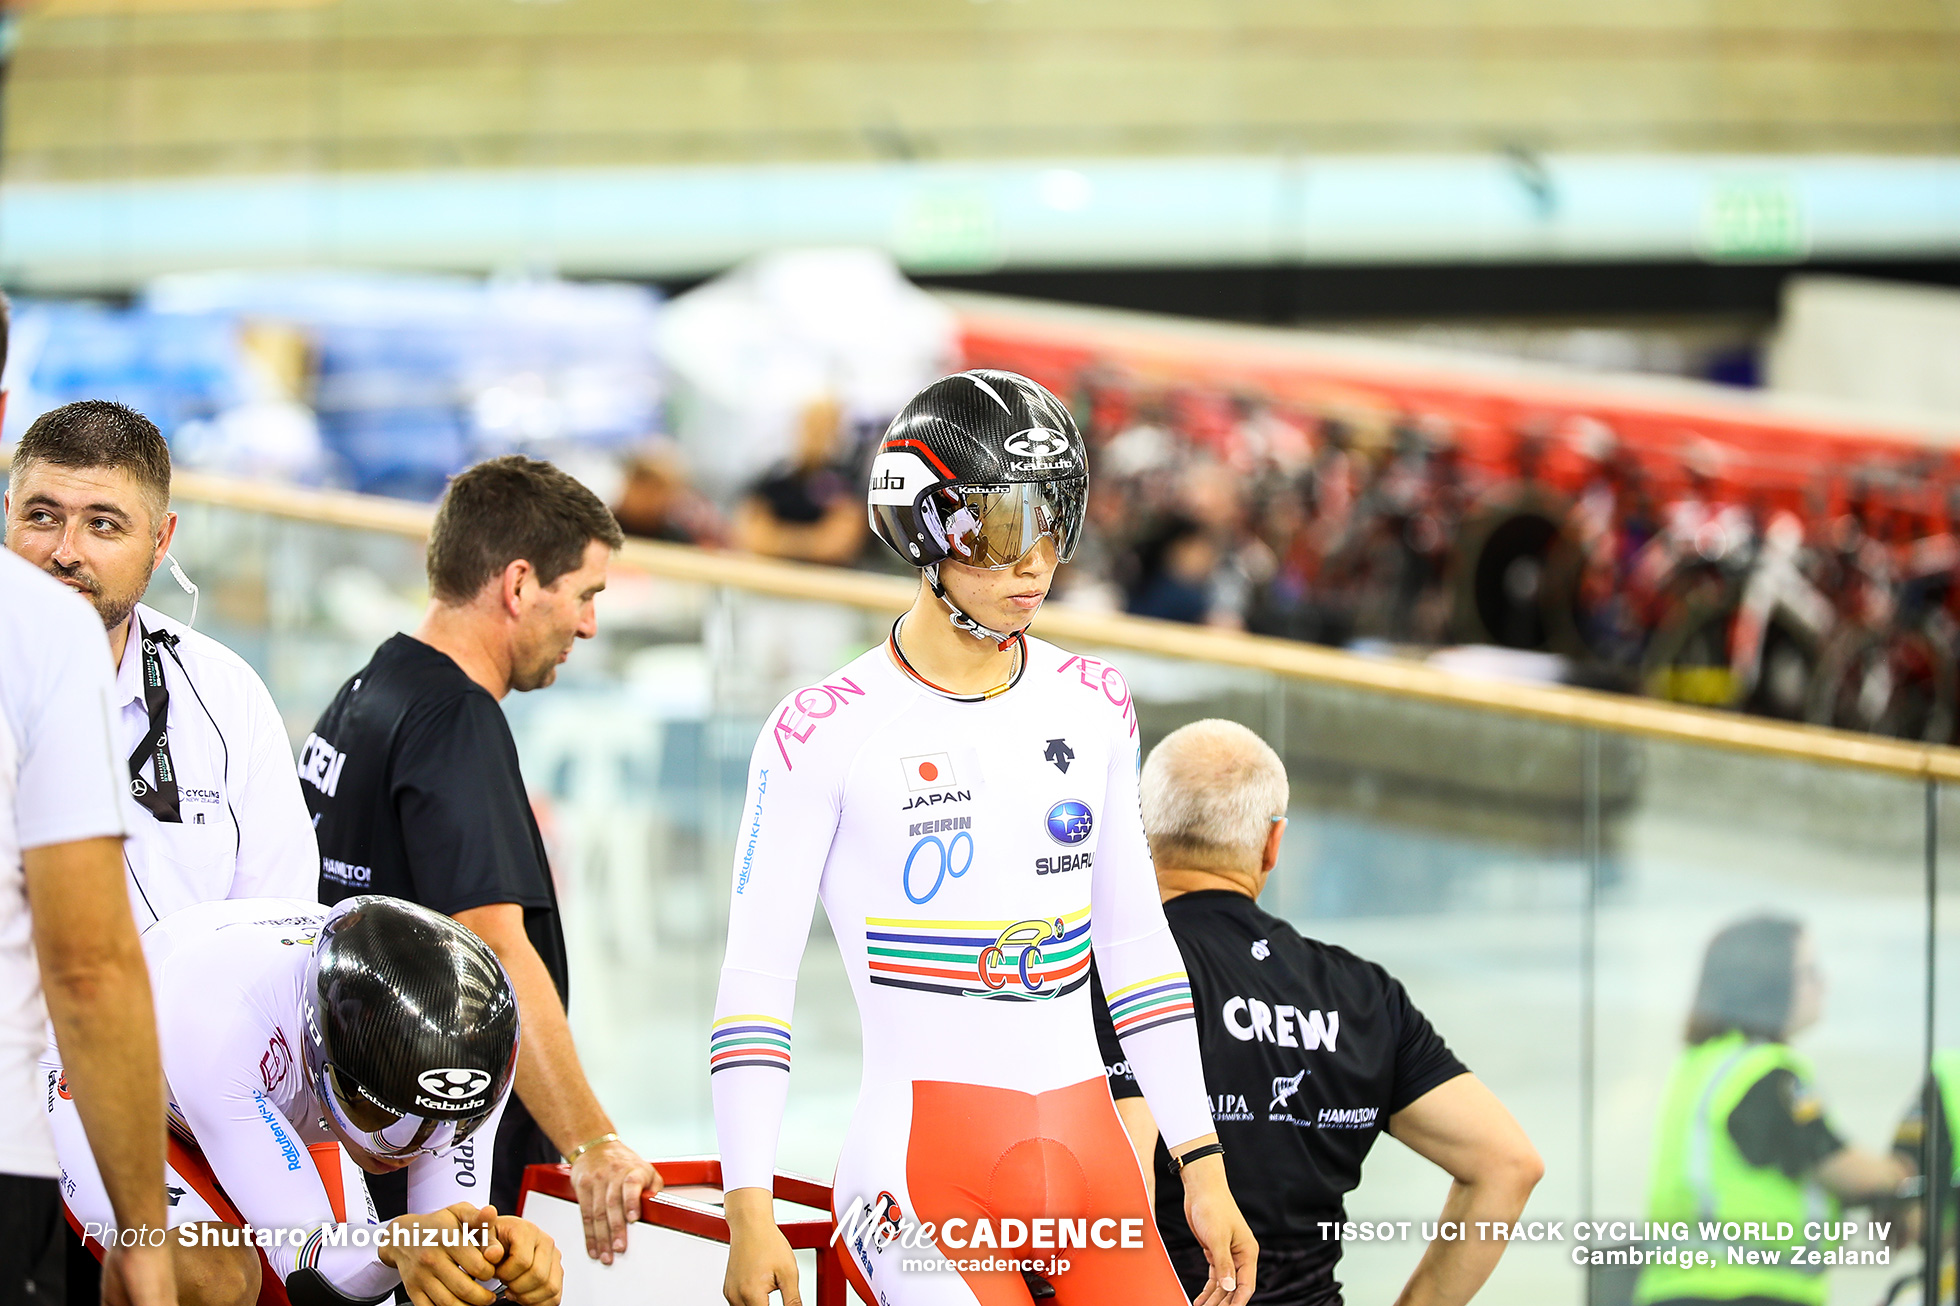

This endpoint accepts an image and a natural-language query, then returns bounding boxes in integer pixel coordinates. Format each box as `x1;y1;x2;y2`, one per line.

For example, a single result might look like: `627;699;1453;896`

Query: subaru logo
417;1068;492;1101
1045;800;1094;846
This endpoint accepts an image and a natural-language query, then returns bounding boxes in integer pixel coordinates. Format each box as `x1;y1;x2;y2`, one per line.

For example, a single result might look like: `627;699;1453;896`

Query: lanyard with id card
127;616;183;824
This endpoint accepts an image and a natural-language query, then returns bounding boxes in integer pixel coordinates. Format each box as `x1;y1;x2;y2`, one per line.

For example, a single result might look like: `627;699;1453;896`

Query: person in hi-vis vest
1883;1049;1960;1300
1637;916;1914;1306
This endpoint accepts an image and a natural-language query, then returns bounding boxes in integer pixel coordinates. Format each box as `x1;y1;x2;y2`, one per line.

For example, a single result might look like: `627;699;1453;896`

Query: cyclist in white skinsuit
716;371;1258;1306
45;896;560;1306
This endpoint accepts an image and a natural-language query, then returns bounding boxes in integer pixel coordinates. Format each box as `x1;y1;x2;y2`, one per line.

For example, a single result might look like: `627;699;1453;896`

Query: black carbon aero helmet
869;370;1088;641
301;896;519;1159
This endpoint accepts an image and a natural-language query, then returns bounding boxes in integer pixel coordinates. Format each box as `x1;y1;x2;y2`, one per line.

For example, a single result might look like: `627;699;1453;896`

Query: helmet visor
923;479;1085;570
319;1064;475;1160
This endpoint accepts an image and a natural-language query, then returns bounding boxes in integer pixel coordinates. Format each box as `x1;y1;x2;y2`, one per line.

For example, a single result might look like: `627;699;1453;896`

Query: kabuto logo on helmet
418;1067;493;1101
303;896;519;1156
1002;428;1072;460
868;370;1089;644
867;451;938;506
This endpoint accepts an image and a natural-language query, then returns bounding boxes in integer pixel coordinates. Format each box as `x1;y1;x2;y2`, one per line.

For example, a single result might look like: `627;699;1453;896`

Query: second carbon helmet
301;896;519;1159
868;370;1087;571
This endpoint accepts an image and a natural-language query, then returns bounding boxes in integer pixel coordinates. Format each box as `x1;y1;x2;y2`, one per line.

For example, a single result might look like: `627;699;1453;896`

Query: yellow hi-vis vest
1634;1032;1841;1306
1932;1049;1960;1187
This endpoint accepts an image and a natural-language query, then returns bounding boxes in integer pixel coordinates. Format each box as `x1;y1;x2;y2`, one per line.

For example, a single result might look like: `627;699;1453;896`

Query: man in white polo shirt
0;547;175;1305
4;400;318;927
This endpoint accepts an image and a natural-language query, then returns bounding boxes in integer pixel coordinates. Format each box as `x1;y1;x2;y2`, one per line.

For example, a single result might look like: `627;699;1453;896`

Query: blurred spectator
734;397;865;565
612;442;728;547
1636;916;1911;1306
1127;515;1222;625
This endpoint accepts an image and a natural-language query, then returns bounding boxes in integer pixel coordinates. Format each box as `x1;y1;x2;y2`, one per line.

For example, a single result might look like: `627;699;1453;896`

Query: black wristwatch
1170;1142;1226;1175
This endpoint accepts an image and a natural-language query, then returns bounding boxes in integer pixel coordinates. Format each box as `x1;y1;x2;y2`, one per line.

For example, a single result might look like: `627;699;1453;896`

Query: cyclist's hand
382;1203;500;1306
1181;1153;1257;1306
483;1211;563;1306
570;1139;659;1264
723;1187;799;1306
100;1241;177;1306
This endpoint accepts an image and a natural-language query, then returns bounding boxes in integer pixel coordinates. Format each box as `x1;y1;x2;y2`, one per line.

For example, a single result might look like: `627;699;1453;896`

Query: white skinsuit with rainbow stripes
710;633;1216;1297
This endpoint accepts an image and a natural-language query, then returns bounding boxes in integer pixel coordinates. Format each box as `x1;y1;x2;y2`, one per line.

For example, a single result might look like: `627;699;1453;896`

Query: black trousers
488;1096;560;1218
1166;1239;1341;1306
0;1174;63;1305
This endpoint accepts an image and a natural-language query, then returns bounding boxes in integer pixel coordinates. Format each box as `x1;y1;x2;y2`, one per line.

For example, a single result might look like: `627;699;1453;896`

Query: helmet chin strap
924;563;1021;650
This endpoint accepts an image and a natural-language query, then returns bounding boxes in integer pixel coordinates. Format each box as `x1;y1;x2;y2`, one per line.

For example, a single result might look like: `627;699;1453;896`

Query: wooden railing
175;469;1960;782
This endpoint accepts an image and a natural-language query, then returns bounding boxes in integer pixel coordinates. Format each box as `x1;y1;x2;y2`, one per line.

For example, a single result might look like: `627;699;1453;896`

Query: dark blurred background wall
6;0;1959;326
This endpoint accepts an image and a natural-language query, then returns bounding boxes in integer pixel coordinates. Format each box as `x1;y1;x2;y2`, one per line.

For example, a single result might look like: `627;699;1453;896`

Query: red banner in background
953;299;1960;524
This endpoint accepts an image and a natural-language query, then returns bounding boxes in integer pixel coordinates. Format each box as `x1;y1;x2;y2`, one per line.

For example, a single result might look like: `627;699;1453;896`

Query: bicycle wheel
1451;491;1569;650
1808;623;1958;742
1643;601;1818;720
1641;598;1741;708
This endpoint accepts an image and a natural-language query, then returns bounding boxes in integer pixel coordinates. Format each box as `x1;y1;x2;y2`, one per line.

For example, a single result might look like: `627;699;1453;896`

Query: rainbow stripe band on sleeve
709;1013;793;1074
1107;973;1195;1038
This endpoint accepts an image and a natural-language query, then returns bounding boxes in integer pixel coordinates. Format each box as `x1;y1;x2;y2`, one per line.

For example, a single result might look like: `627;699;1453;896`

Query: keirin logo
904;829;973;905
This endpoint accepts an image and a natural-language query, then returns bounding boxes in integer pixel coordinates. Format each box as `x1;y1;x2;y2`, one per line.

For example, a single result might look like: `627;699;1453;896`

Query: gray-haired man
1093;718;1542;1306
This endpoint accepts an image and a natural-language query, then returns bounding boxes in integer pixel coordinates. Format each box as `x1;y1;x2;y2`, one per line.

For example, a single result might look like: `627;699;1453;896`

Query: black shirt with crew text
299;633;568;1210
1095;890;1466;1302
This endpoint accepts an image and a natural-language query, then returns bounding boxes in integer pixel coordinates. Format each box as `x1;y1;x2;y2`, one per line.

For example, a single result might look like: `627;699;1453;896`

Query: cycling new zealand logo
1045;800;1093;845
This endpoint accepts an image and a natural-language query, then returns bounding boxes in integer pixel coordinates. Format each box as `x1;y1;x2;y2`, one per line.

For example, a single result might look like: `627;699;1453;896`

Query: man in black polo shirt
1094;719;1543;1306
301;455;659;1268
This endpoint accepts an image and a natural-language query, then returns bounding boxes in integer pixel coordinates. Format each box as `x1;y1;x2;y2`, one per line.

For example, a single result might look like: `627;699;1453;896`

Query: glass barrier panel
1599;742;1926;1306
1930;780;1960;1305
145;499;1951;1304
1263;675;1591;1305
